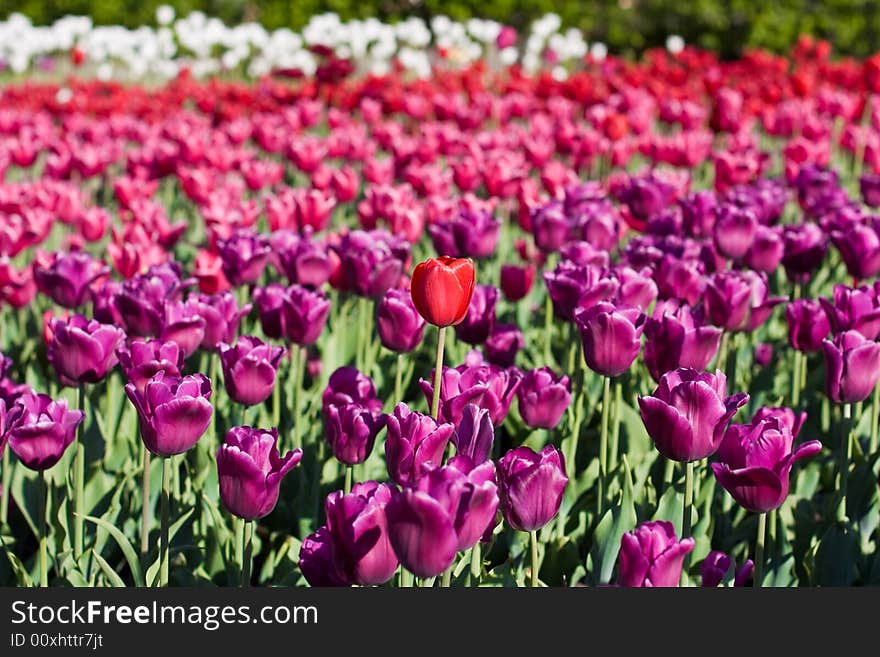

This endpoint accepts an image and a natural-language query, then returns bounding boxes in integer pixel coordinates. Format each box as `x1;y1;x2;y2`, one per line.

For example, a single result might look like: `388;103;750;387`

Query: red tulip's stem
242;520;253;587
39;469;48;587
344;465;353;496
870;383;879;456
754;512;767;588
0;448;10;526
394;353;404;405
597;376;611;517
836;403;853;523
73;383;85;560
530;530;539;588
430;326;447;421
680;460;694;586
140;449;152;557
159;456;171;587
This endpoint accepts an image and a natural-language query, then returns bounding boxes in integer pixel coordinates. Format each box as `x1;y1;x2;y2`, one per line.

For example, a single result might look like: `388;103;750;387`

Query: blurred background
0;0;877;59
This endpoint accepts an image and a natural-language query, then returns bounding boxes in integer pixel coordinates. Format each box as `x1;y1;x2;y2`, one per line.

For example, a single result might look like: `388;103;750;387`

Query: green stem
767;508;777;560
394;353;404;404
344;465;353;496
430;326;447;420
837;403;853;523
140;449;152;557
159;457;171;587
597;376;611;517
716;332;729;374
208;353;218;442
441;566;452;587
293;346;305;449
530;530;539;588
242;520;253;587
681;461;694;586
39;469;48;587
871;383;879;455
754;512;766;588
1;448;10;525
272;355;281;431
608;381;622;478
543;293;553;364
791;350;802;409
662;458;675;495
469;543;481;587
73;384;85;560
399;566;413;588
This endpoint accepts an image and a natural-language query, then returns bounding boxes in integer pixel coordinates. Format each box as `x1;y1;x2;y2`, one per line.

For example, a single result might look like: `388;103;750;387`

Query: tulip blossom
454;284;498;345
483;323;524;368
33;250;109;309
497;445;567;532
126;372;213;457
410;256;476;327
643;300;722;381
822;330;880;403
639;368;748;462
703;269;785;333
376;288;426;353
516;367;571;429
499;264;535;302
117;339;184;393
616;520;695;587
419;363;522;425
701;550;754;587
786;299;831;352
325;402;385;466
712;409;822;513
47;315;125;387
322;367;383;418
576;302;645;377
219;336;286;406
217;427;302;520
7;392;83;471
253;283;331;346
384;403;453;486
451;403;495;463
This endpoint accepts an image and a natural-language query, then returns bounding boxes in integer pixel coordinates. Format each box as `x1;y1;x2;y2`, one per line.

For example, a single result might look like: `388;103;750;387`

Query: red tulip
410;257;476;328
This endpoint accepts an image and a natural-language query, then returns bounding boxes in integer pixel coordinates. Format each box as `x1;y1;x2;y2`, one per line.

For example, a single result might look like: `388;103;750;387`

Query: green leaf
80;513;144;587
0;533;33;587
91;549;126;587
586;456;636;585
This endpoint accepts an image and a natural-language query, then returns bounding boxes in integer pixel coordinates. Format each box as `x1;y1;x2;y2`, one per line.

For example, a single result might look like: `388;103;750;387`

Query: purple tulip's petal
648;537;695;587
386;491;458;578
711;462;784;513
639;395;697;462
822;339;843;403
617;532;652;587
150;397;212;456
840;340;880;402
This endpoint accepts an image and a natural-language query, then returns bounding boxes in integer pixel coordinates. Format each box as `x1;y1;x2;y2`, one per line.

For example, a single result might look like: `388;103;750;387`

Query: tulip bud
822;330;880;403
217;426;302;520
187;292;251;351
325;402;385;466
7;392;83;470
451;404;495;463
410;256;476;327
616;520;694;587
217;230;271;287
33;250;109;309
576;302;645;377
820;284;880;339
455;284;498;345
126;372;213;457
298;526;351;587
643;300;722;381
516;367;572;430
219;336;286;406
384;403;453;486
47;315;125;387
497;445;567;531
376;288;426;353
639;368;749;462
419;363;522;425
117;339;184;394
322;367;383;418
786;299;831;352
484;323;524;367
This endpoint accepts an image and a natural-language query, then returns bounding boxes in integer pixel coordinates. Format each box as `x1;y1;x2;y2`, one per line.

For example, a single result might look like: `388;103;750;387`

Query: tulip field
3;11;880;589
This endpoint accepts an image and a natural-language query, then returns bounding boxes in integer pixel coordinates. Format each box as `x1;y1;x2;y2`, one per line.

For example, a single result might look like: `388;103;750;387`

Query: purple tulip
754;342;773;367
0;399;22;457
117;339;184;393
654;254;706;305
744;225;785;273
325;402;385;466
820;284;880;339
786;299;831;352
576;302;645;377
274;230;334;288
712;409;822;512
34;250;109;309
419;363;522;425
531;201;571;253
125;372;213;457
543;261;618;322
253;283;330;346
616;175;676;224
218;230;272;286
333;229;409;299
47;315;125;387
613;266;658;312
616;520;694;587
831;219;880;281
114;263;194;337
639;368;749;462
219;336;286;406
386;457;499;577
451;403;494;463
428;208;501;259
701;550;754;587
187;292;252;350
322;367;383;418
376;288;426;353
782;223;828;280
516;367;571;429
484;323;524;368
822;330;880;403
713;204;758;260
384;403;453;486
0;354;31;408
217;426;302;520
324;482;399;585
454;284;498;345
497;445;567;531
559;241;610;267
298;526;351;587
859;173;880;207
644;300;722;381
680;190;717;238
703;269;785;333
7;392;83;470
160;298;206;358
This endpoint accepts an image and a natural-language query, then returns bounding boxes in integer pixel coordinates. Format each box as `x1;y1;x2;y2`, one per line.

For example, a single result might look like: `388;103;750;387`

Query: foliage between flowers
2;31;880;588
